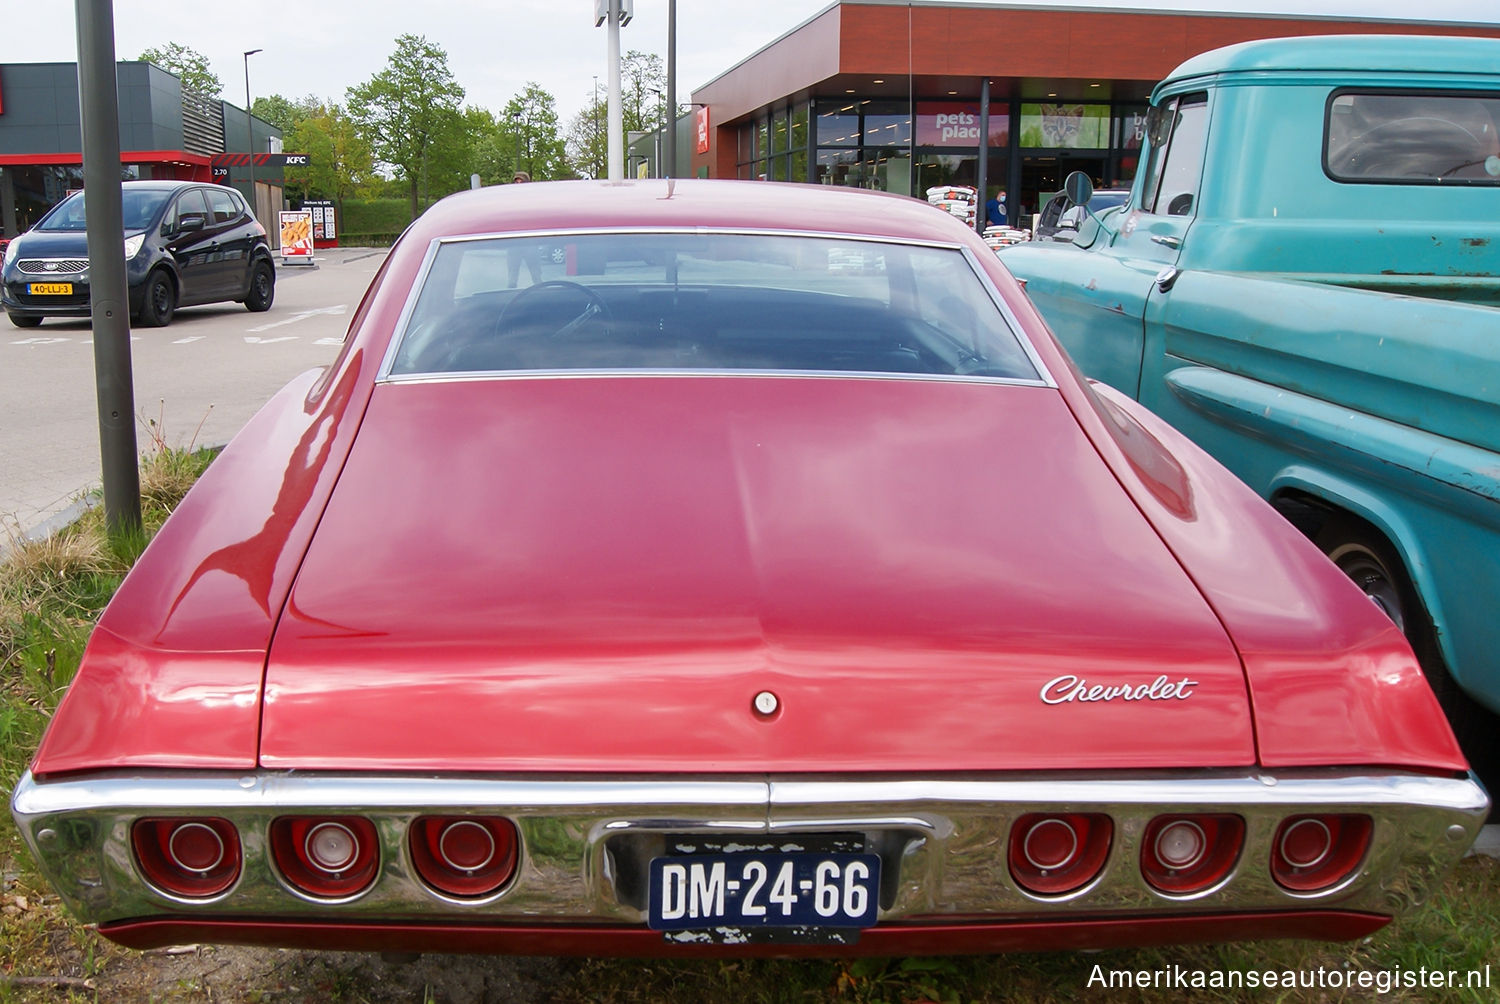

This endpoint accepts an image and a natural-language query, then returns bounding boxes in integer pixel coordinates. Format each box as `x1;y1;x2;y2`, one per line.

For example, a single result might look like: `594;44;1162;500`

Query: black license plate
649;851;880;932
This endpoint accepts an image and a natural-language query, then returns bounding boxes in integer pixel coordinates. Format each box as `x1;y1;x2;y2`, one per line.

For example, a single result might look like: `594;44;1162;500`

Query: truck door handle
1151;235;1182;249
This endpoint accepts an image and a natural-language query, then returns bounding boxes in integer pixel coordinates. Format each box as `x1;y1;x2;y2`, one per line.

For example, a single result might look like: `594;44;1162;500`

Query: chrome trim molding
13;769;1485;928
379;369;1054;389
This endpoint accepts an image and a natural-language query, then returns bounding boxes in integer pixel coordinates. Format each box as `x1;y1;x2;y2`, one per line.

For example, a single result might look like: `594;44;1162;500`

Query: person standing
986;189;1008;228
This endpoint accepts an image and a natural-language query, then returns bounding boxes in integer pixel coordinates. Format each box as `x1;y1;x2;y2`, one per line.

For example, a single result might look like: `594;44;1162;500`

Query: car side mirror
1061;171;1119;245
1063;171;1094;208
177;213;206;233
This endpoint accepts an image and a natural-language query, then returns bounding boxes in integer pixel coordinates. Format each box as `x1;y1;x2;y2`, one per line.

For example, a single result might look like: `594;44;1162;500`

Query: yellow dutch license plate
28;282;73;295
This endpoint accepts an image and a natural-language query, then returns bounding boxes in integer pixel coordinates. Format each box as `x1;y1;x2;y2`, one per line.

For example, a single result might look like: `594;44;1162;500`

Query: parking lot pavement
1;249;389;538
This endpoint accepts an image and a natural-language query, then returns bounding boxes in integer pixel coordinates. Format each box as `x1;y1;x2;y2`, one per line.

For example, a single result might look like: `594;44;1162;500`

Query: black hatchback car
2;180;274;328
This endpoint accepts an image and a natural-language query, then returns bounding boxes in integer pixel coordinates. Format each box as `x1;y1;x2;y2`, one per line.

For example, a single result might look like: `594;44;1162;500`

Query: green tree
464;107;515;186
345;34;466;221
138;42;222;98
503;83;570;181
251;94;320;135
564;92;607;179
620;50;665;135
564;53;669;178
285;103;377;214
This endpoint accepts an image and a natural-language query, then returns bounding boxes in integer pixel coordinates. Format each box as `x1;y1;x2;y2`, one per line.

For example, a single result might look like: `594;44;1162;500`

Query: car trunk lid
260;376;1254;772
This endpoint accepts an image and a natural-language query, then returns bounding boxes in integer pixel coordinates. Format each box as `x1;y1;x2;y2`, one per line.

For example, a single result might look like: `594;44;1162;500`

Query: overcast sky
14;0;1500;128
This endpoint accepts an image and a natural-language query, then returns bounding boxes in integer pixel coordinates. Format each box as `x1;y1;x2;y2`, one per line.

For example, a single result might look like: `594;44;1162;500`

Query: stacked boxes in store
982;224;1031;250
925;185;977;227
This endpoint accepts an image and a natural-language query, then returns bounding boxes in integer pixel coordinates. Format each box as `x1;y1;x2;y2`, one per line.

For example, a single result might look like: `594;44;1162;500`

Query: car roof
405;179;982;248
119;180;205;191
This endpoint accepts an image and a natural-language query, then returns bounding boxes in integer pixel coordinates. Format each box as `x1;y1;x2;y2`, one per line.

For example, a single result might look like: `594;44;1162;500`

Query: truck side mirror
1063;171;1094;208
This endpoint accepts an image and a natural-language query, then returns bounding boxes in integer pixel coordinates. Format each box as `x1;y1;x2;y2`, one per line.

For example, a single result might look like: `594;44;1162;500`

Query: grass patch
0;443;1495;1001
1;439;216;837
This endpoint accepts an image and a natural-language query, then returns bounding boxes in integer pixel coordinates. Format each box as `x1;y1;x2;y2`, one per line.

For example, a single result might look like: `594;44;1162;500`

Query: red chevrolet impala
12;180;1486;956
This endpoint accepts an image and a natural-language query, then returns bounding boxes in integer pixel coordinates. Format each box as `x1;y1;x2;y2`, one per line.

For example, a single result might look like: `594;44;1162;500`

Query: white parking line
243;335;299;344
9;337;71;345
246;304;347;333
173;335;205;344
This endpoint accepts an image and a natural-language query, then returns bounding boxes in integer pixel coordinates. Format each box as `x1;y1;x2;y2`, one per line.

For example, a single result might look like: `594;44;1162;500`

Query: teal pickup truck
1000;35;1500;742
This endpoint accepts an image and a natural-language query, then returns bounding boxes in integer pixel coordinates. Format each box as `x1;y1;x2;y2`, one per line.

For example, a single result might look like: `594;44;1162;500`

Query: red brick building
689;1;1500;216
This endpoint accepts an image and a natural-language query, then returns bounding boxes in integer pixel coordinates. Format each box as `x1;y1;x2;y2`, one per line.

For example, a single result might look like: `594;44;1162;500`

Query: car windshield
38;188;173;232
389;232;1041;381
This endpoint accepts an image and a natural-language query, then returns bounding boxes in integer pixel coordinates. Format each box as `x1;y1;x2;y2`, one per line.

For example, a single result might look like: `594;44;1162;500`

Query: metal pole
664;0;676;179
976;77;990;233
75;0;140;533
244;50;261;220
607;0;624;181
593;75;600;178
512;111;522;176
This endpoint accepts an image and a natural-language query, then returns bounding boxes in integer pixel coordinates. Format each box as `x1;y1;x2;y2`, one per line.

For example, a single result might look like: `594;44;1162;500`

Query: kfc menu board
303;200;339;248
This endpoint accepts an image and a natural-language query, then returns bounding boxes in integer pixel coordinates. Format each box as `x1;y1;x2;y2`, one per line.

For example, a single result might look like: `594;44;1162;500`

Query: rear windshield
388;232;1041;381
1326;91;1500;185
38;188;174;232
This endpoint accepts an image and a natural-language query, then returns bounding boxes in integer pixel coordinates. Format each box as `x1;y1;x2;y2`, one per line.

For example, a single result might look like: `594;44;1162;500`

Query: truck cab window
1142;93;1208;216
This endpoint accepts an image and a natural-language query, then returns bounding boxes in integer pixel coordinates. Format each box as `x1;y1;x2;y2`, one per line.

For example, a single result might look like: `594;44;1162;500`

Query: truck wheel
244;260;275;312
1316;518;1495;798
7;313;42;328
136;271;176;328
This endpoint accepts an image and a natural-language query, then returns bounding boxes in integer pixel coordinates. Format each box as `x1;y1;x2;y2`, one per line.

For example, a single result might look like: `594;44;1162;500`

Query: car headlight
124;234;145;260
2;239;18;268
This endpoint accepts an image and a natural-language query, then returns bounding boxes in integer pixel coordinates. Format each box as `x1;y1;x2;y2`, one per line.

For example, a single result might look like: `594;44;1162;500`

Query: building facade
688;1;1500;220
0;61;281;239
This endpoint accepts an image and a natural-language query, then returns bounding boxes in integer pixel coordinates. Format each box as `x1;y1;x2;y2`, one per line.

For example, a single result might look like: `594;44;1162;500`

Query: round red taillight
270;816;380;899
1271;814;1372;892
409;816;520;898
1008;813;1112;895
132;818;241;898
1141;814;1245;895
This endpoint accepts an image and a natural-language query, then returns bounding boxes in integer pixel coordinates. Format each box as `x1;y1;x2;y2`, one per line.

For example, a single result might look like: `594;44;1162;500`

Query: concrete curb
1469;824;1500;858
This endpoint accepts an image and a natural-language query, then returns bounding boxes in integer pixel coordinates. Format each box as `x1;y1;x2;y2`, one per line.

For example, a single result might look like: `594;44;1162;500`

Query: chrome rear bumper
12;768;1487;930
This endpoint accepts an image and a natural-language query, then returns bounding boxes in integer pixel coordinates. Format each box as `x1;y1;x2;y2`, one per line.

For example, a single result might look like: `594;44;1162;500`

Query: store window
817;104;860;146
1019;103;1110;149
772;110;789;154
913;154;979;194
915;102;1007;148
791;105;809;153
816;148;864;186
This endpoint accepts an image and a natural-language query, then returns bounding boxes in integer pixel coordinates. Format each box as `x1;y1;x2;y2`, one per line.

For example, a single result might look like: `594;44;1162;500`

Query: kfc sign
695;106;710;155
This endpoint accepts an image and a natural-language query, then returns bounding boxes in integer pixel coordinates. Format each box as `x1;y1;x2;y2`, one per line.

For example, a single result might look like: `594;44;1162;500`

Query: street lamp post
594;0;632;182
511;110;523;178
243;49;262;223
593;75;600;179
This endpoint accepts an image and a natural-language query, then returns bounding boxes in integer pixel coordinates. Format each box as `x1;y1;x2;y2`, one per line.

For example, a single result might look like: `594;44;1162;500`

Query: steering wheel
496;280;613;340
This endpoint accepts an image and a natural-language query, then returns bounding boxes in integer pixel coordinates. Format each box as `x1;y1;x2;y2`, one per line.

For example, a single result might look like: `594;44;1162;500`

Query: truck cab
1001;35;1500;744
